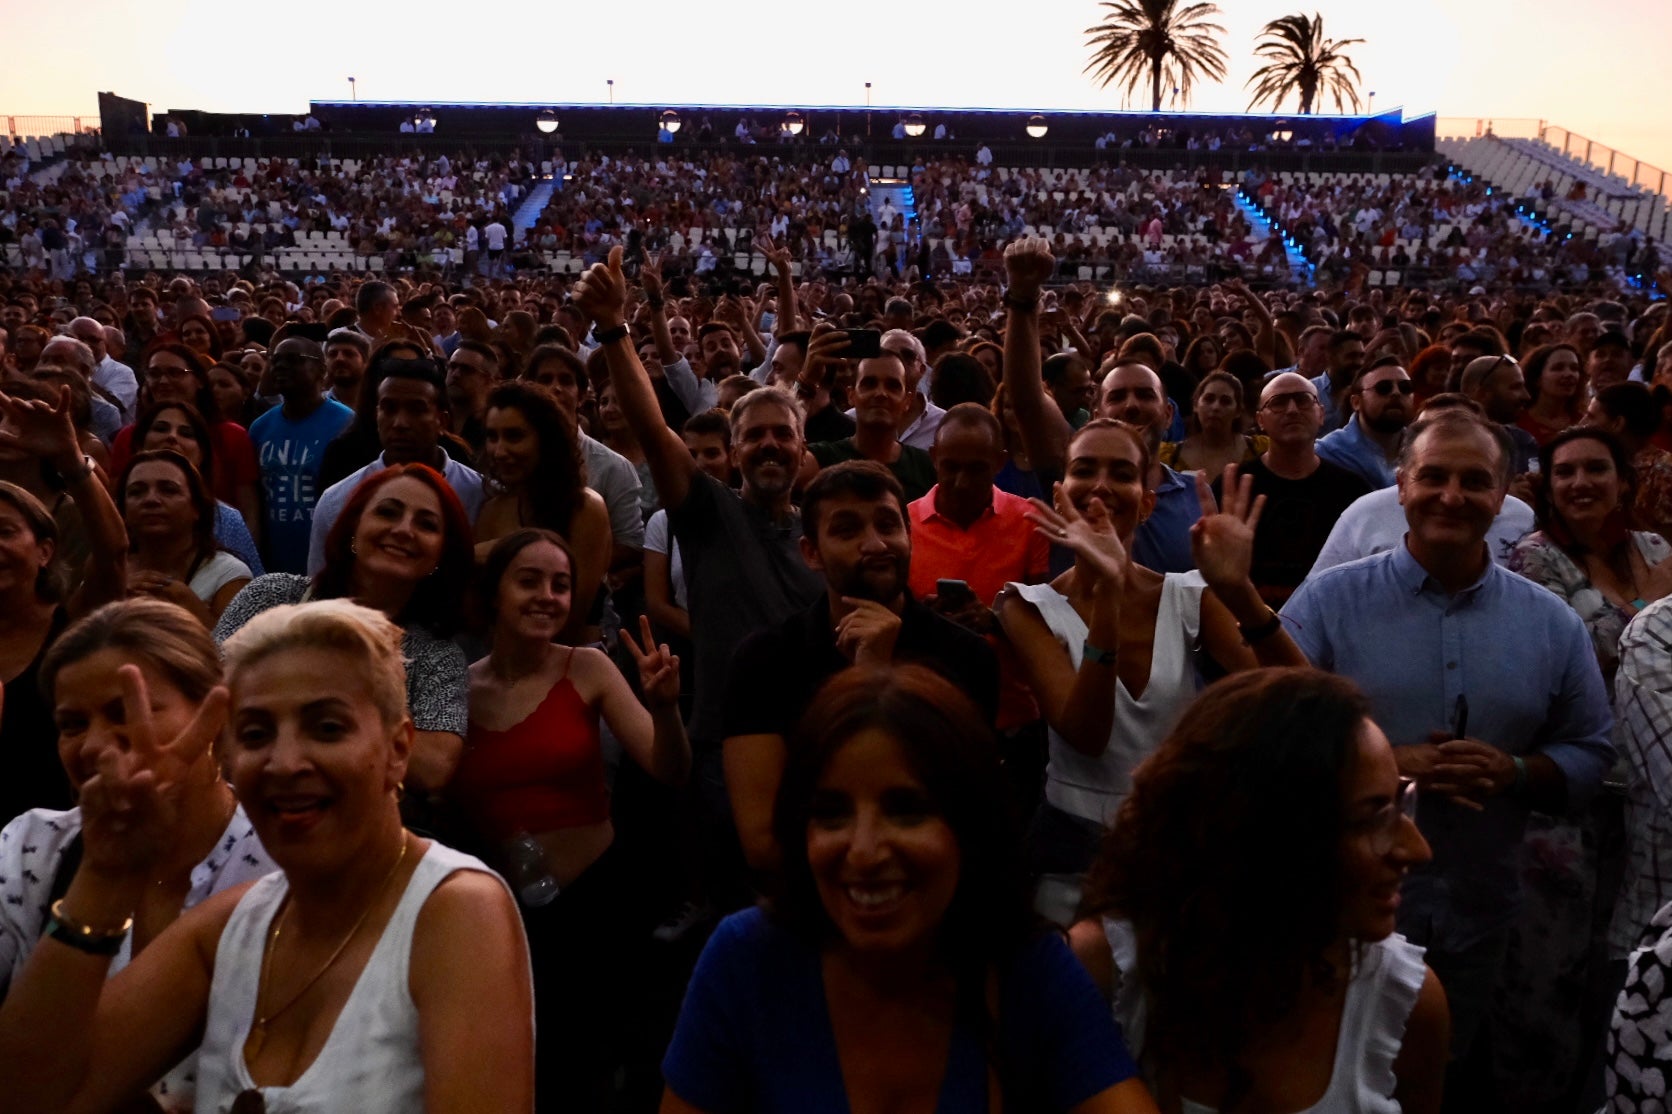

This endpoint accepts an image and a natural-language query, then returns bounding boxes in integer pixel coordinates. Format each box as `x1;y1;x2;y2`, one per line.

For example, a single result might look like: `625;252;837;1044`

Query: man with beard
1315;358;1415;489
698;322;743;384
720;460;998;875
573;246;825;906
1461;354;1538;475
1215;372;1369;607
322;328;371;410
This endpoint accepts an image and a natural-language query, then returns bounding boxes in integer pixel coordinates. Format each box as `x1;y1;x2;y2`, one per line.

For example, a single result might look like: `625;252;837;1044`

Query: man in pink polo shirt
908;403;1052;811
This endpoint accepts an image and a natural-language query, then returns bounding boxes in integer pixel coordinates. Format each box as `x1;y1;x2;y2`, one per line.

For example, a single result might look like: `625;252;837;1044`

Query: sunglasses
1364;379;1416;397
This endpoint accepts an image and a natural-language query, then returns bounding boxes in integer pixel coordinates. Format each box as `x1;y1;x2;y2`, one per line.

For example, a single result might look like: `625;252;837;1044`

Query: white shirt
1305;486;1535;581
306;449;485;576
484;222;507;251
94;355;139;415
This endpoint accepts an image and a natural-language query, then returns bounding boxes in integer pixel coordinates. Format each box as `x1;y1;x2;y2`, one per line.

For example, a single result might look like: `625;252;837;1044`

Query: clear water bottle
506;831;559;908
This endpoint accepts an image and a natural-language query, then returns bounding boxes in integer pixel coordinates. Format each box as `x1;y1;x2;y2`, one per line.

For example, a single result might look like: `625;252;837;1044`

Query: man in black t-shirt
721;461;998;877
1215;372;1370;606
804;333;936;501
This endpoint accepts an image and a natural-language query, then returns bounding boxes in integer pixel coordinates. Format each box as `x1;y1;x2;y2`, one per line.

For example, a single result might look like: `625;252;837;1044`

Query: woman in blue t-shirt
661;664;1157;1114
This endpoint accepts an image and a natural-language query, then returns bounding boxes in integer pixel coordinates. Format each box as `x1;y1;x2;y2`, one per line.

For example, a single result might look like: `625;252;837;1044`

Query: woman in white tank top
1068;669;1450;1114
997;421;1306;923
0;600;535;1114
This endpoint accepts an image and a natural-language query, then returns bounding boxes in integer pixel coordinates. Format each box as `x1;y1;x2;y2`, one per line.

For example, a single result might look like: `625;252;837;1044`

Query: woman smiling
661;665;1157;1114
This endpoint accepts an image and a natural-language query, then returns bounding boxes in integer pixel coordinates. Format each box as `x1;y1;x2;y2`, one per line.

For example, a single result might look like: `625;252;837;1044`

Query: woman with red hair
213;463;476;797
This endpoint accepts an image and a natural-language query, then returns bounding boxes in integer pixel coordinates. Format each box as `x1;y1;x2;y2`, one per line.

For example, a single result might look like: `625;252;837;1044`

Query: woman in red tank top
459;527;689;1113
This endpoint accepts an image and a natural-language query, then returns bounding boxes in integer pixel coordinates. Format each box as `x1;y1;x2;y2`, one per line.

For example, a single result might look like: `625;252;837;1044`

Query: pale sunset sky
3;0;1669;179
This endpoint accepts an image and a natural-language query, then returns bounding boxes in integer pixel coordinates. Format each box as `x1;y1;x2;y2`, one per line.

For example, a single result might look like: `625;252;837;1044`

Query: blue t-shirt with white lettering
250;399;353;574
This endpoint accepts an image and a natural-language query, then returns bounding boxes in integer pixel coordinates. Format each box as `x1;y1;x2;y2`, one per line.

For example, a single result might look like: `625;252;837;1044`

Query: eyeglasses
1364;379;1416;397
1259;391;1320;413
1359;776;1420;856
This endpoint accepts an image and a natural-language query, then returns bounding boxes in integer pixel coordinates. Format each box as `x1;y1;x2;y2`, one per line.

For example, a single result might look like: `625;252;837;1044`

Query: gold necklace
248;836;410;1051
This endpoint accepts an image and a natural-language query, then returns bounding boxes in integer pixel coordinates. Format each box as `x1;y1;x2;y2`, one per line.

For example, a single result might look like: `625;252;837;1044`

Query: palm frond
1242;11;1364;114
1084;0;1228;110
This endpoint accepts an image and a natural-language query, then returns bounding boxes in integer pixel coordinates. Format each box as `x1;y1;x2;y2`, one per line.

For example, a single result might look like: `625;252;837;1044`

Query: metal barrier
1439;118;1668;205
2;116;95;138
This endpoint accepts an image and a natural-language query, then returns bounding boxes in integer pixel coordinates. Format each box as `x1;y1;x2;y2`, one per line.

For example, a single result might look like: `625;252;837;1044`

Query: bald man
68;316;137;416
1213;373;1369;606
1095;361;1202;573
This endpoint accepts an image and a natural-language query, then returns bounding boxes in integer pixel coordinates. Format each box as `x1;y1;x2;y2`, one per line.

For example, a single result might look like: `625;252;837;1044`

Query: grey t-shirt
668;473;824;744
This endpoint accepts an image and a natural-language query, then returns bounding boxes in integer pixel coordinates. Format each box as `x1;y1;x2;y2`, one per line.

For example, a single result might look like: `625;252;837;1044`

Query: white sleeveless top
193;841;507;1114
1007;575;1205;824
1102;918;1428;1113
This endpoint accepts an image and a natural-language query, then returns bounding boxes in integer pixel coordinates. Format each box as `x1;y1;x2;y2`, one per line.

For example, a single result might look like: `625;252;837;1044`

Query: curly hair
1079;667;1370;1111
482;380;586;537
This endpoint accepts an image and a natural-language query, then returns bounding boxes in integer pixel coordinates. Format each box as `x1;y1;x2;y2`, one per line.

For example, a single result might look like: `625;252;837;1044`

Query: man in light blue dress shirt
1282;407;1614;1063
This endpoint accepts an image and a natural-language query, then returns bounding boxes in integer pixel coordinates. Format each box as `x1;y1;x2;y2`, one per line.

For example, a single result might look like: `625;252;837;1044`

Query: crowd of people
0;167;1671;1113
5;134;1662;297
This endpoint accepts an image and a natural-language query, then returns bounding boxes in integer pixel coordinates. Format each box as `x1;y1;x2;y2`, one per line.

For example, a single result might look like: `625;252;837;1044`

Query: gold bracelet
46;898;133;956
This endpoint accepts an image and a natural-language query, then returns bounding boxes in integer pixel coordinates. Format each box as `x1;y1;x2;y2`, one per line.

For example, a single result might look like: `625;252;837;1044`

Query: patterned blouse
1507;530;1671;687
213;574;469;737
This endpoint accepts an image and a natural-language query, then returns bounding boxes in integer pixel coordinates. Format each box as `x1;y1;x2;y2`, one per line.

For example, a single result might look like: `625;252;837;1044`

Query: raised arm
1192;467;1307;670
759;235;800;338
0;671;233;1114
1224;279;1279;368
1002;238;1073;479
573;246;697;512
0;387;128;615
641;254;680;367
602;620;692;787
997;489;1126;757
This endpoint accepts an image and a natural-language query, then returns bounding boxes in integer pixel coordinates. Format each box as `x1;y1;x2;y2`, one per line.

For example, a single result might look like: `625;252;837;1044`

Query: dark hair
175;311;224;360
475;527;576;629
682;408;731;447
523;343;587;389
0;481;67;602
1595;381;1662;440
1187;372;1246;436
314;464;474;635
1398;407;1514;487
935;401;1004;447
777;330;811;357
139;341;217;418
1533;426;1636;555
118;450;218;574
1218;349;1271;415
1521;343;1584;418
800;460;906;543
1068;417;1153;487
771;665;1032;1089
1041;352;1086;389
482;380;586;536
134;399;217;486
929;353;996;410
1181;334;1222;377
1081;667;1371;1110
332;342;443;468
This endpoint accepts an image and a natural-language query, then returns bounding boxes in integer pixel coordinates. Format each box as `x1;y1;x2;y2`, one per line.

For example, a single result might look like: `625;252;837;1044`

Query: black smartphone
935;579;977;609
843;328;882;359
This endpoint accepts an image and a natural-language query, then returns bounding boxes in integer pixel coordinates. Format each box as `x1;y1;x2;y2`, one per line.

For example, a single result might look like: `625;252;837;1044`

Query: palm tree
1083;0;1229;112
1245;13;1365;115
